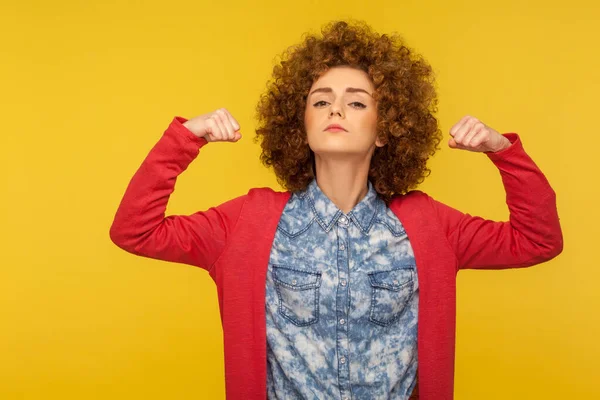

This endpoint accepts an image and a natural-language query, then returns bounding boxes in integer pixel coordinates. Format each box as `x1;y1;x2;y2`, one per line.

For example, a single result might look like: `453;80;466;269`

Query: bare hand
448;116;510;153
182;108;242;143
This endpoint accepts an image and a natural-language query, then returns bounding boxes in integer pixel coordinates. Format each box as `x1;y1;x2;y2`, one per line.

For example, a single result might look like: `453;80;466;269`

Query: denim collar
295;178;381;235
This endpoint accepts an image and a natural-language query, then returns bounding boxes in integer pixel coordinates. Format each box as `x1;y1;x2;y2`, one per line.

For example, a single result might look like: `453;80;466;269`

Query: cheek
303;109;315;144
358;110;378;133
304;107;316;128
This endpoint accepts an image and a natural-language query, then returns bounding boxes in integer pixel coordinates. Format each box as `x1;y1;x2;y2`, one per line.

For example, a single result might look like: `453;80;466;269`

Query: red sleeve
431;133;563;270
109;116;246;272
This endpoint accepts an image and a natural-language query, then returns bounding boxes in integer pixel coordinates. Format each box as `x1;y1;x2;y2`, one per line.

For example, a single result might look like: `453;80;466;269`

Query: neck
313;153;371;214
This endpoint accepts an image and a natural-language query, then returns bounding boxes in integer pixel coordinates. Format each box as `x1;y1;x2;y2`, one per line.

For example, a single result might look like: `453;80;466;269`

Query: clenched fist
183;108;242;143
449;115;511;153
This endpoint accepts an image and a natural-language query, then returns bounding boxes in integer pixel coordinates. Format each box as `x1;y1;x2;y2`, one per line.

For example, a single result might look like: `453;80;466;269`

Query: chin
308;135;371;157
311;145;366;157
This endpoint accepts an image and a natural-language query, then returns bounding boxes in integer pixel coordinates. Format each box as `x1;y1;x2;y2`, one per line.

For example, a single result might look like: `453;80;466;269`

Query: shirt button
339;243;345;250
393;279;399;285
340;279;347;286
340;356;346;364
343;397;349;400
291;279;297;286
339;216;347;223
339;318;345;325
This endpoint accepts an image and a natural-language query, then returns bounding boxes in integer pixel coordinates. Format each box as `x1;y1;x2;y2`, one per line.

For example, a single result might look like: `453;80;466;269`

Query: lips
324;124;347;132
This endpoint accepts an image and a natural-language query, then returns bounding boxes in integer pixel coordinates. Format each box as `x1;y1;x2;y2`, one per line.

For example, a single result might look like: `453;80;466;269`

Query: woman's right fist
182;108;242;142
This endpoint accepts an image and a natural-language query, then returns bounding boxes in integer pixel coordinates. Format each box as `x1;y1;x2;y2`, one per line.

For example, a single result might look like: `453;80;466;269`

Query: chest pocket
272;265;322;327
368;267;414;326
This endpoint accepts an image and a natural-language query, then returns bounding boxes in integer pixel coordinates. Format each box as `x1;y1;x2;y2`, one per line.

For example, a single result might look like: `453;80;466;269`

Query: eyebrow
309;87;373;97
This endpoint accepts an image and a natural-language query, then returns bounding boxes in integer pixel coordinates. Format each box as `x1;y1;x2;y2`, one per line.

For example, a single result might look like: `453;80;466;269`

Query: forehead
310;66;374;91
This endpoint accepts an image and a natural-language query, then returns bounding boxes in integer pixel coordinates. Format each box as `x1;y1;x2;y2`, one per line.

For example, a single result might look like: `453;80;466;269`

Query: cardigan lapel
390;191;457;400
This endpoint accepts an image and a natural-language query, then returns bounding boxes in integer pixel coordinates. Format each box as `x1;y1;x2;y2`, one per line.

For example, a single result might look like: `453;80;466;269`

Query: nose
329;102;344;118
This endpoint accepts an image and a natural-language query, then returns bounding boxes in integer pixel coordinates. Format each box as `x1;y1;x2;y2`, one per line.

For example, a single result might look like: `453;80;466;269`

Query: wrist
492;136;512;152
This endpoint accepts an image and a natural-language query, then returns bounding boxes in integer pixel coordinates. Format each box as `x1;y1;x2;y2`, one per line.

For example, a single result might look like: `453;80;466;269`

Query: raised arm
434;116;563;270
109;110;245;272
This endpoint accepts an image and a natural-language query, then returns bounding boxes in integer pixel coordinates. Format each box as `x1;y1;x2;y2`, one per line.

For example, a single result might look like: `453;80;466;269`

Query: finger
470;126;492;149
448;137;467;150
212;114;229;140
449;115;471;137
223;114;237;140
221;108;241;132
452;117;477;145
206;117;223;141
216;109;234;139
464;122;484;147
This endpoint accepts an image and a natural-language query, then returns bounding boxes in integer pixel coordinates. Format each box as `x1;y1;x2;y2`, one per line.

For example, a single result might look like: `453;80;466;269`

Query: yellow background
2;0;598;398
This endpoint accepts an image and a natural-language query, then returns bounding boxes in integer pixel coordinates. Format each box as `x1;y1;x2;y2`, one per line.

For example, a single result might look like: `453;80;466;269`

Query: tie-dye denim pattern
266;179;419;400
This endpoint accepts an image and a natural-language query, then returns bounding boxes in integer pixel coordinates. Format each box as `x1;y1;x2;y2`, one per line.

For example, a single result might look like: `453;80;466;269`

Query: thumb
448;137;459;149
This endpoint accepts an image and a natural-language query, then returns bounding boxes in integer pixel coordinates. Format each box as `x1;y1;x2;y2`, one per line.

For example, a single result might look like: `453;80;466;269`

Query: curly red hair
254;20;442;205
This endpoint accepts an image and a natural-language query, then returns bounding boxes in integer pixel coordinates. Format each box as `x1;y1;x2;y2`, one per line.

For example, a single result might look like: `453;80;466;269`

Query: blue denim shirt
265;178;419;400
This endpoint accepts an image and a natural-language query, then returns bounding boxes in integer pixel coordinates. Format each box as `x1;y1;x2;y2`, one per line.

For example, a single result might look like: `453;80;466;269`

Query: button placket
335;219;351;394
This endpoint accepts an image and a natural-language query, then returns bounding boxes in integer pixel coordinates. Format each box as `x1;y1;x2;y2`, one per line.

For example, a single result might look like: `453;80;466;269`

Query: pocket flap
368;268;413;290
272;265;321;289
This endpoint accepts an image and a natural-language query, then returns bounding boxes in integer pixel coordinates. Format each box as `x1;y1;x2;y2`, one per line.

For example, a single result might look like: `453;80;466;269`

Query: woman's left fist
449;115;511;153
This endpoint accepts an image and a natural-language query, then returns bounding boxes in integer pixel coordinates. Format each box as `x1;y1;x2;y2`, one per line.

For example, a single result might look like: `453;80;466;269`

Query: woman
109;20;563;400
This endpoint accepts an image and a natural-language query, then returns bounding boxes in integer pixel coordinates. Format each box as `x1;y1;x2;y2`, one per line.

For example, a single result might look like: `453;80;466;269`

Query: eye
350;102;366;109
313;100;329;107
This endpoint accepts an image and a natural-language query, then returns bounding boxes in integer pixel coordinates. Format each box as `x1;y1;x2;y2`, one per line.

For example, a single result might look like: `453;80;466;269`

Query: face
304;66;383;160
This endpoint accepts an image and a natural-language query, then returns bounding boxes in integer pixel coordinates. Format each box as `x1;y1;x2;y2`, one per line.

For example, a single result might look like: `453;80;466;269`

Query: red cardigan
110;117;563;399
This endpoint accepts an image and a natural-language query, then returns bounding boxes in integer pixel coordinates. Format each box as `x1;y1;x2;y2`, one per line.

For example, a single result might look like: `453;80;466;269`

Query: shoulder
389;189;452;220
246;186;292;207
389;189;431;207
